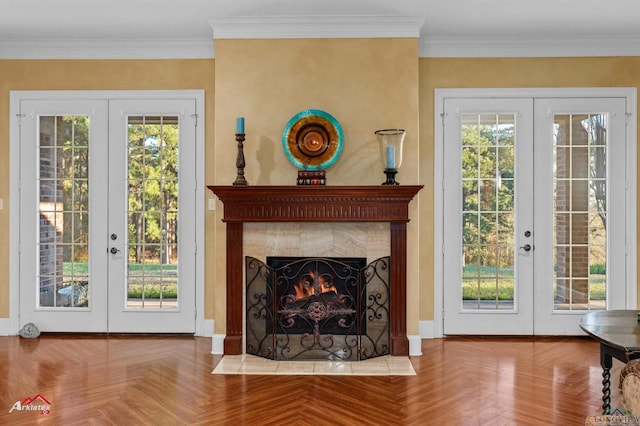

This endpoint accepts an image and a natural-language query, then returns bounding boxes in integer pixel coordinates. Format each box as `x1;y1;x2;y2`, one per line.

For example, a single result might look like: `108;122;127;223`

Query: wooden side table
579;310;640;414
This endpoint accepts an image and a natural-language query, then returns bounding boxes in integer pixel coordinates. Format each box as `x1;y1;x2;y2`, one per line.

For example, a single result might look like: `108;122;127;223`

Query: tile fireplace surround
209;185;423;356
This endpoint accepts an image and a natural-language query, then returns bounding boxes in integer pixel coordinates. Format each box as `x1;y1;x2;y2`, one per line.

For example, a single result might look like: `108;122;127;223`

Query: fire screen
245;256;390;361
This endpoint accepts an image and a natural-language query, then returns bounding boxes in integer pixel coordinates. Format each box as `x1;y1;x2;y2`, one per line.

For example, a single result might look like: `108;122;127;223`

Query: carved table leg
600;344;613;414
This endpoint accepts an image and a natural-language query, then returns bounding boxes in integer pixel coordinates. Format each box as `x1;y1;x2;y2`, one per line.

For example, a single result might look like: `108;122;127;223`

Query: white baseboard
1;317;214;337
0;318;13;336
419;320;435;339
408;334;422;356
212;333;225;354
197;319;214;337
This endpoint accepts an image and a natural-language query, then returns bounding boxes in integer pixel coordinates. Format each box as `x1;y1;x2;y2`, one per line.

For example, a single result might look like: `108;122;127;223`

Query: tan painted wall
213;38;421;334
1;53;639;334
419;57;640;320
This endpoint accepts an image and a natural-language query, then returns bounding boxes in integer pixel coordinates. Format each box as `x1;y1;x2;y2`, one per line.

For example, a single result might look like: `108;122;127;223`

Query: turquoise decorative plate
282;109;343;170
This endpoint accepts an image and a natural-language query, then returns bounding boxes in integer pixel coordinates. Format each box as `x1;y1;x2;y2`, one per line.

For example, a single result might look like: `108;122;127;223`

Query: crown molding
208;15;424;39
0;38;214;59
419;35;640;58
4;29;639;59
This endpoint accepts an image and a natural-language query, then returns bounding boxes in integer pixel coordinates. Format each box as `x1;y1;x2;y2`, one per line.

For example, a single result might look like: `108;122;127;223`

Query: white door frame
8;90;208;336
434;87;637;338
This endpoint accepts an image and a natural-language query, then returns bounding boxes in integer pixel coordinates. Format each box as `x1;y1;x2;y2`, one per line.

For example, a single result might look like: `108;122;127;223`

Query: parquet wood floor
0;335;618;425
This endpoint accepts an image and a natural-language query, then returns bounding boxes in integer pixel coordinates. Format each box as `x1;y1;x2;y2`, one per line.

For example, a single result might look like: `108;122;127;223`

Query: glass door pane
126;116;179;309
38;115;90;309
461;113;515;310
553;113;607;311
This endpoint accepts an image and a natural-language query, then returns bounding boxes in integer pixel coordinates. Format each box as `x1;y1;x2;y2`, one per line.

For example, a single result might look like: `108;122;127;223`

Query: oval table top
579;310;640;354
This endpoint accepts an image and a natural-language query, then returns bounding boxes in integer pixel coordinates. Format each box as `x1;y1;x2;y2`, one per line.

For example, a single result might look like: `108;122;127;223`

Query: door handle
520;244;532;252
110;247;120;254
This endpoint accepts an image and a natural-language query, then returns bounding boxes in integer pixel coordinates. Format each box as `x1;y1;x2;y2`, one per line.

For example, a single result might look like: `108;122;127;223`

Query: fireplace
246;256;390;361
208;185;422;356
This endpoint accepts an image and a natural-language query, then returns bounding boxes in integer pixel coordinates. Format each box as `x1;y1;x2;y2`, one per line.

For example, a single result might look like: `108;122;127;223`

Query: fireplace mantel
208;185;423;356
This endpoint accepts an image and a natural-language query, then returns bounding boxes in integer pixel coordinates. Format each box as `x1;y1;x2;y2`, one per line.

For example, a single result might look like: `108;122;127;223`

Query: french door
18;97;197;333
441;94;631;335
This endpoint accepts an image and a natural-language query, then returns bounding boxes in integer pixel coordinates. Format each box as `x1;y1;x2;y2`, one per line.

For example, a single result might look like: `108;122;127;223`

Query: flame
293;269;337;300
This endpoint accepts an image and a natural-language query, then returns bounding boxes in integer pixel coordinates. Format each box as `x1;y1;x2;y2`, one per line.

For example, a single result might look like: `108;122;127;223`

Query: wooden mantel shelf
208;185;423;356
209;185;423;223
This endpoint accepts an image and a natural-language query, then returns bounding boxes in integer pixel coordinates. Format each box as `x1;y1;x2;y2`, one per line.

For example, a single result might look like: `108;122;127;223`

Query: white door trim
434;87;637;338
8;90;207;336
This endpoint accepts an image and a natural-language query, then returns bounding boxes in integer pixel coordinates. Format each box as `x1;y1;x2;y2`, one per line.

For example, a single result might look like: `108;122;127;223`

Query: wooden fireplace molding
208;185;423;356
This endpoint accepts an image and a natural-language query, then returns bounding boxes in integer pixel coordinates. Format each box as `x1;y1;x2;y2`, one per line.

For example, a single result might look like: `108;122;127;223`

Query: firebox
246;256;390;361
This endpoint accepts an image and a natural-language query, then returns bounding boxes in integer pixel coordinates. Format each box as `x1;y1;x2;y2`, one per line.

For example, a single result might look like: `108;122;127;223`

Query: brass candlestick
233;133;248;186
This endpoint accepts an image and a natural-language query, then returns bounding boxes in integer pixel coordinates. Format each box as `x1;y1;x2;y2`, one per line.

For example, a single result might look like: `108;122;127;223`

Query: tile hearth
212;354;416;376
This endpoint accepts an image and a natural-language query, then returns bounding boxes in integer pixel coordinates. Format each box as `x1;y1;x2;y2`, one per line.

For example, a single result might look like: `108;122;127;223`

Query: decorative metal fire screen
246;256;390;361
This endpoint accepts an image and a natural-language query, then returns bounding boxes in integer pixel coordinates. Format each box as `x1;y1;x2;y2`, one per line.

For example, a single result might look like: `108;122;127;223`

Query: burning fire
293;269;337;300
